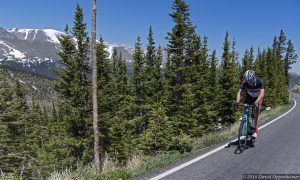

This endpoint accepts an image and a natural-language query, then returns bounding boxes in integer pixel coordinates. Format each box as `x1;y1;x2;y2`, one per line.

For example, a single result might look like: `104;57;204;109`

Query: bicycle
234;103;257;151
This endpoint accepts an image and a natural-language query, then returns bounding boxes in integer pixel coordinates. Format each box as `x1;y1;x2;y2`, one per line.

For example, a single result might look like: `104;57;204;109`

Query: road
135;93;300;180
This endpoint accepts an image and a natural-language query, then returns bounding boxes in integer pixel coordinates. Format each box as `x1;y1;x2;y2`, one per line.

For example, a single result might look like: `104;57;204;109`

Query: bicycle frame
240;104;255;133
243;105;251;135
237;103;255;150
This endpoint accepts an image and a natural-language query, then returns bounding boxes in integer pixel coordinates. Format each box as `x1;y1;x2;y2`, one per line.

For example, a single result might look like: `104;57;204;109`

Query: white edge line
150;98;297;180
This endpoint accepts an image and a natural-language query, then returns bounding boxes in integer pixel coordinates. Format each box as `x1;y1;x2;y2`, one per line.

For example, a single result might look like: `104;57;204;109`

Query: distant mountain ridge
0;27;154;78
290;72;300;88
8;28;63;43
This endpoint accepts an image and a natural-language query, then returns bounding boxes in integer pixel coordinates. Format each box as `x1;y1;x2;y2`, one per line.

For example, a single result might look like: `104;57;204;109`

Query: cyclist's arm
236;89;244;102
255;88;265;104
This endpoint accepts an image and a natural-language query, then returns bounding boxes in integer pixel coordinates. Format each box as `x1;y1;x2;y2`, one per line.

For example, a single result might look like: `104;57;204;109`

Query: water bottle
249;117;254;135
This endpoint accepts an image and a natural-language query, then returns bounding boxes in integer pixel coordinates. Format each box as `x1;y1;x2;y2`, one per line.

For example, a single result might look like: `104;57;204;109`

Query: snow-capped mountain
8;28;63;44
0;27;62;77
103;41;136;62
0;27;165;78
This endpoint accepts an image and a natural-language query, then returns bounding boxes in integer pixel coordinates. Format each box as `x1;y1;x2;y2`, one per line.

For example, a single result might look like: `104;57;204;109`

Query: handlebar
231;102;270;112
232;102;260;112
232;102;257;107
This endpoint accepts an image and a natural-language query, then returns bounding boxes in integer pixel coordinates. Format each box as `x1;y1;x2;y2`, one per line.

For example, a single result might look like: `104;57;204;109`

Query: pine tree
144;27;165;131
145;27;156;70
0;74;39;178
164;51;173;106
166;0;198;135
144;26;156;109
96;37;114;156
284;39;298;85
241;46;254;79
207;50;221;130
144;26;158;105
44;102;74;171
108;54;134;164
15;81;26;107
191;35;212;136
241;49;250;80
26;100;49;178
55;30;80;165
255;48;266;78
55;4;92;165
0;74;24;176
164;52;172;81
108;111;134;164
166;0;190;117
264;48;276;106
115;54;133;118
278;30;287;61
55;25;76;99
208;50;219;101
230;38;240;94
112;48;118;77
52;102;58;121
272;36;289;104
71;4;91;136
249;46;255;69
132;36;145;115
139;103;172;155
229;38;240;123
277;30;290;87
153;46;165;102
132;36;146;133
219;31;237;124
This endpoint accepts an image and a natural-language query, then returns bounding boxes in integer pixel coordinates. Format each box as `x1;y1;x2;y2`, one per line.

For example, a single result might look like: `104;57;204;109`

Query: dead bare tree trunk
19;164;24;177
0;165;4;176
92;0;101;171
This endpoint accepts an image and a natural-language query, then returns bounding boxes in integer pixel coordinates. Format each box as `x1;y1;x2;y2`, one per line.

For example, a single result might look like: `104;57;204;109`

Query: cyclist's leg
245;95;258;135
253;98;263;133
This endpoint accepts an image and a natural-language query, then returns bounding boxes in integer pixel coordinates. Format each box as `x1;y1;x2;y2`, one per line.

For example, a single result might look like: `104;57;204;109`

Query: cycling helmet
244;70;256;86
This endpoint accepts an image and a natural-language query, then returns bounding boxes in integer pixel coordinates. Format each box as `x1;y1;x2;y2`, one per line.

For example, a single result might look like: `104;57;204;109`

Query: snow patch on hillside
0;40;25;59
43;29;63;43
104;42;117;59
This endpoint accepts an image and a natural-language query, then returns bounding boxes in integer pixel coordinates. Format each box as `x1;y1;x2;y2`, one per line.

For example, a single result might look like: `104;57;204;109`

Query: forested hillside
0;65;57;108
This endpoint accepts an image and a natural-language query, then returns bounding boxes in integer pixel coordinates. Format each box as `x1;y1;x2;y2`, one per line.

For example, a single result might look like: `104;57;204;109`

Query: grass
47;102;293;180
47;152;184;180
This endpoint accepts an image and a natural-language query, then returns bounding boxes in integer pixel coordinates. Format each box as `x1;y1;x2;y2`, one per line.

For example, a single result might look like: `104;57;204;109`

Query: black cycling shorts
244;94;263;105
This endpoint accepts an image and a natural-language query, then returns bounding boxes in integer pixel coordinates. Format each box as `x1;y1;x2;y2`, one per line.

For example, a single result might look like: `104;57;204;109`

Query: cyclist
236;69;265;138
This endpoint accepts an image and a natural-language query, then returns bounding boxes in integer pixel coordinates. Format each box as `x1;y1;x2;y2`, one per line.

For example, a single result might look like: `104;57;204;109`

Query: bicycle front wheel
238;119;248;150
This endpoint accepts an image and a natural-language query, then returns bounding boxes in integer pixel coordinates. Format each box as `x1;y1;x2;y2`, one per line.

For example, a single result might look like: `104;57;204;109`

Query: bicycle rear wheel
238;119;249;150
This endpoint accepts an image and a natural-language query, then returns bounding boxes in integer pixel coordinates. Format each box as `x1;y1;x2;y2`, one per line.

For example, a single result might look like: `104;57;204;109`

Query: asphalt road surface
135;93;300;180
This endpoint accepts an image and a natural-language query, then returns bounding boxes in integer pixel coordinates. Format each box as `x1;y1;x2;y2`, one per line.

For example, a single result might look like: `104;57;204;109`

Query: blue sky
0;0;299;73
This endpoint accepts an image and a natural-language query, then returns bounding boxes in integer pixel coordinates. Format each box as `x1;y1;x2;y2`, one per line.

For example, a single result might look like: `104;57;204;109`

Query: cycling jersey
240;77;264;98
